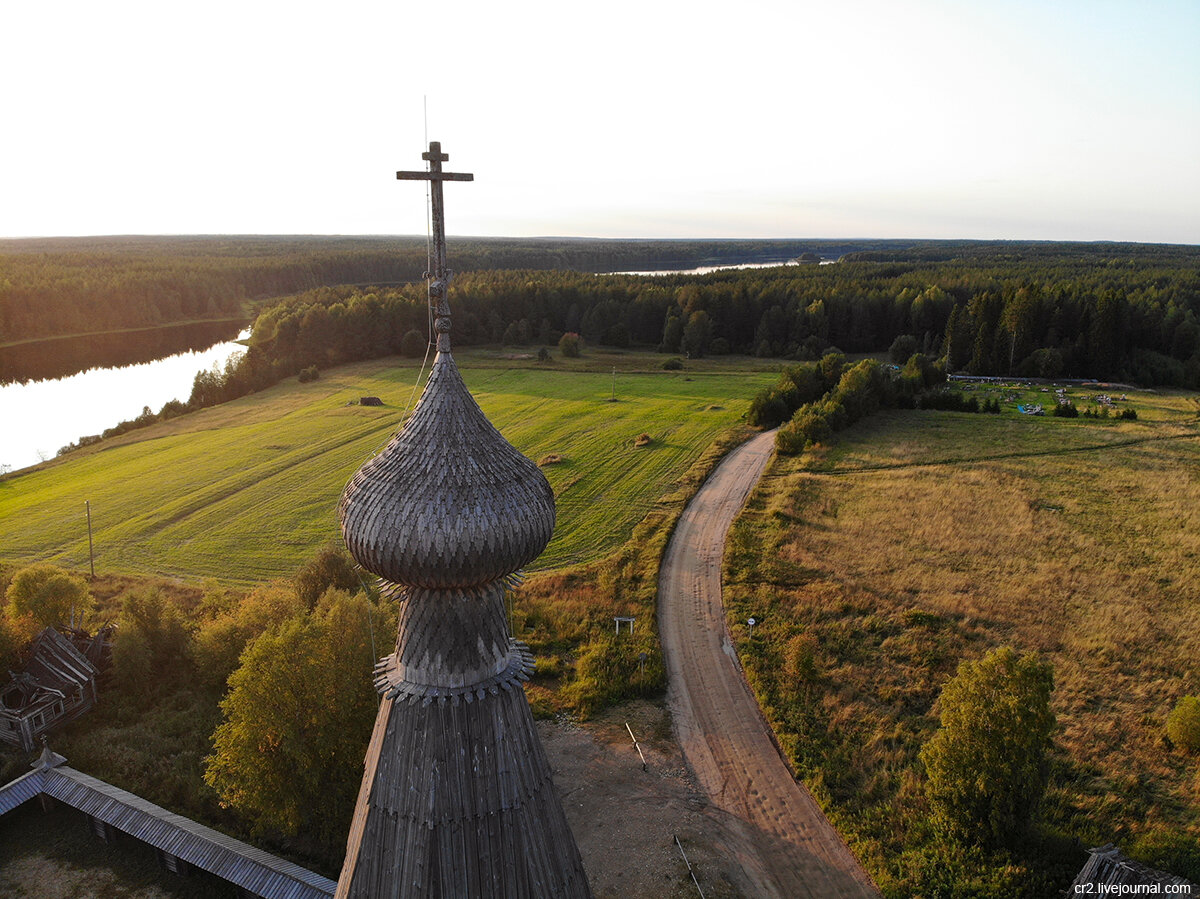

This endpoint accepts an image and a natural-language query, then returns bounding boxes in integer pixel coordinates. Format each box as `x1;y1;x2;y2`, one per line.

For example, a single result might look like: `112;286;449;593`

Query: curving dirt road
659;430;879;898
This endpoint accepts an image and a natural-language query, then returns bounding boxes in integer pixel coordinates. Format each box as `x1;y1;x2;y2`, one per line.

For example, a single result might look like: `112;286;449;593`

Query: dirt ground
540;699;758;899
0;856;174;899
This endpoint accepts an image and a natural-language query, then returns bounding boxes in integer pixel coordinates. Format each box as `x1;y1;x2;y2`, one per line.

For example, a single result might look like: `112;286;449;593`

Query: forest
0;235;851;348
228;242;1200;399
4;238;1196;393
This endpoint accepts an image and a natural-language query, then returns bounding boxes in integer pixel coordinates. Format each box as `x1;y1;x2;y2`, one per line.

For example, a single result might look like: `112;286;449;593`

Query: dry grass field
724;386;1200;894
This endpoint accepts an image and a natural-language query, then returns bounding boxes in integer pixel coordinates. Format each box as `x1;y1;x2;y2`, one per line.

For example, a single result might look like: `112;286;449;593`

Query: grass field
724;385;1200;893
0;349;779;584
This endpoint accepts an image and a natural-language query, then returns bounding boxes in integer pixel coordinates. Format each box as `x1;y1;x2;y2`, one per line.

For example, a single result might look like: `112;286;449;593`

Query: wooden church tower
335;142;592;898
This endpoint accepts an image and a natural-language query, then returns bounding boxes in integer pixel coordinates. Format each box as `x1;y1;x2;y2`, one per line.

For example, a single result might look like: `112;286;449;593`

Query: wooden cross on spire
397;141;474;352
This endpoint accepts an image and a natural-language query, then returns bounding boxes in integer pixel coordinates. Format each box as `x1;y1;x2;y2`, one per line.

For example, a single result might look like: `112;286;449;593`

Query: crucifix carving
397;141;474;352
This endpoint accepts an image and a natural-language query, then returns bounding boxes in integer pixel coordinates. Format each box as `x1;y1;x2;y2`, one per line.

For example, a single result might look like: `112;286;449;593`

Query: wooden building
334;142;591;898
0;627;100;753
1071;844;1197;892
0;745;337;899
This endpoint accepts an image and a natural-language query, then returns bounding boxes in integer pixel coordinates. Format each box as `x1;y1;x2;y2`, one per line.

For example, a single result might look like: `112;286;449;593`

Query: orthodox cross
397;141;473;352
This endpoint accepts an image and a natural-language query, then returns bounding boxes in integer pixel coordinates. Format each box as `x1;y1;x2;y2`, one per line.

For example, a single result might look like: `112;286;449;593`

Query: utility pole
85;500;95;579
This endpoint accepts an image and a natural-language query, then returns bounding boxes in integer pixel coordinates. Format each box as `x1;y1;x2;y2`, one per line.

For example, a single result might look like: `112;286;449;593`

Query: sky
2;0;1198;243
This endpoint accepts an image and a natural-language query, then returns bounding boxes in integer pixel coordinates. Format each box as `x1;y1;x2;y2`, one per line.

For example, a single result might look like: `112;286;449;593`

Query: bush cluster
746;352;847;429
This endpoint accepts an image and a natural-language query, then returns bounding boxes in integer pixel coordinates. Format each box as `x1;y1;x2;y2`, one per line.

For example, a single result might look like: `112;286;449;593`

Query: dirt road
659;430;879;898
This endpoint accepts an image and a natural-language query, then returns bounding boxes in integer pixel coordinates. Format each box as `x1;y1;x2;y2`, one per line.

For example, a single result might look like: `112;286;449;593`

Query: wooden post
85;500;95;579
674;835;707;898
625;722;647;772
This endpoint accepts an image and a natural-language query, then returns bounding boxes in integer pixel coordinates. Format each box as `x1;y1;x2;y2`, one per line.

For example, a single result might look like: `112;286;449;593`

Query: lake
1;328;250;473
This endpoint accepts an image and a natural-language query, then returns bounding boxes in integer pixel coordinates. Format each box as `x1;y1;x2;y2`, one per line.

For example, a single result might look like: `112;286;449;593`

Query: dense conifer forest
0;236;846;346
237;240;1200;394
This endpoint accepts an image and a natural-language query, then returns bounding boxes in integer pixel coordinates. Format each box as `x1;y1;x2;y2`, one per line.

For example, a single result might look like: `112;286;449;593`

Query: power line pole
85;500;95;579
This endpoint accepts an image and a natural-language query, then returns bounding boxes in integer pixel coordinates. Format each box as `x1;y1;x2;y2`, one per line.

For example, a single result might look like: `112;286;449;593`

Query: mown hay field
0;350;777;583
724;387;1200;893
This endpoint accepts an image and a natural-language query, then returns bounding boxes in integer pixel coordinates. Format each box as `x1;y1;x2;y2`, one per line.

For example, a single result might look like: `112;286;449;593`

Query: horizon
3;0;1198;245
2;233;1198;248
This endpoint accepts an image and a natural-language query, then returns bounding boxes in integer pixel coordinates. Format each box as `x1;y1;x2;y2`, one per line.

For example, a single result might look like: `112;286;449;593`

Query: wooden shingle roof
1072;844;1197;890
339;350;556;589
24;626;98;693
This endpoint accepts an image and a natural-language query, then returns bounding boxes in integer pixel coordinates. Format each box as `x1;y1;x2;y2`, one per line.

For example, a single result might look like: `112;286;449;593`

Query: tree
889;334;920;364
0;614;23;672
111;587;193;700
681;310;712;358
294;543;360;609
5;563;93;630
659;311;683;353
399;329;425;358
1167;696;1200;753
558;331;581;358
920;647;1055;848
204;590;385;856
194;583;306;688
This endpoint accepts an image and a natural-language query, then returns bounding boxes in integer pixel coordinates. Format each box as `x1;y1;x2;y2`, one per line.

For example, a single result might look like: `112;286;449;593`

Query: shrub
558;332;581;358
662;357;684;371
295;543;361;609
747;388;790;428
1167;696;1200;752
298;365;320;383
400;329;426;358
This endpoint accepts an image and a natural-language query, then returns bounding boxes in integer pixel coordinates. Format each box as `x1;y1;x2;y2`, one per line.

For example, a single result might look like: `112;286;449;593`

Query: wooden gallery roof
335;179;590;896
0;748;337;899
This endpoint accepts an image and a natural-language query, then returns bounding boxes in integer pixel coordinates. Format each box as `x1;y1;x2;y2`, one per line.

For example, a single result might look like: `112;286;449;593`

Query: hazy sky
4;0;1197;243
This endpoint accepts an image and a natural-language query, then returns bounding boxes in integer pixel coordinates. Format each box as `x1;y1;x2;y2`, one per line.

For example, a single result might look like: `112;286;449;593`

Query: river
0;329;250;473
609;259;834;276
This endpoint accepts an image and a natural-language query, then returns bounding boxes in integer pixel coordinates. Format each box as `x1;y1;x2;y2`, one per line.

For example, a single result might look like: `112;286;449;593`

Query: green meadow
0;350;779;583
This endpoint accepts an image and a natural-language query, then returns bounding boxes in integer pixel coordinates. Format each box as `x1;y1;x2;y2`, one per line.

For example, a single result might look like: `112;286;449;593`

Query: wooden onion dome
334;143;591;899
339;352;556;589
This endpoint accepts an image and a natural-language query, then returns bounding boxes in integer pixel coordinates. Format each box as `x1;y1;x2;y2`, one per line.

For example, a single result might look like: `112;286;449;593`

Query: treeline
748;351;957;454
0;549;386;874
0;235;849;347
239;244;1200;388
